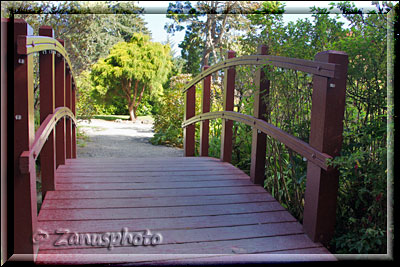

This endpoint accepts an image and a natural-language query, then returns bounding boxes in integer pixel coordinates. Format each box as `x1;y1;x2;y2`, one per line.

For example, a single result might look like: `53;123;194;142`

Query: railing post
39;26;56;198
71;83;77;158
250;44;269;185
55;39;66;168
303;50;348;245
220;50;236;162
65;67;72;159
200;65;211;156
13;19;38;258
184;85;196;156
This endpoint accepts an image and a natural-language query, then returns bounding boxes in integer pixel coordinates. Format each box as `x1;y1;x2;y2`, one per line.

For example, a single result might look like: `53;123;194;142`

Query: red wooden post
55;39;66;168
65;69;72;159
71;83;77;158
250;44;270;185
1;18;10;259
39;26;57;198
220;51;236;162
184;85;196;156
200;65;211;156
303;50;348;245
13;19;38;257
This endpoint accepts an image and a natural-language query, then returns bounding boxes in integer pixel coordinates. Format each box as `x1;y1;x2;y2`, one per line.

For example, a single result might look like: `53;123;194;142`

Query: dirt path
76;119;183;158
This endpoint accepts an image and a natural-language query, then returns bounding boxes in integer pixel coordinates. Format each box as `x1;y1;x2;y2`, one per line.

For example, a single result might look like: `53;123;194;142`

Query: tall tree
1;1;149;75
165;1;253;71
91;33;172;121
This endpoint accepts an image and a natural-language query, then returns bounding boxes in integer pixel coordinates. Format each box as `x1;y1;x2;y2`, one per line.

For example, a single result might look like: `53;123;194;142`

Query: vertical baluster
65;67;72;159
184;86;196;156
220;51;236;162
303;50;348;244
200;65;211;156
13;19;38;257
55;39;66;168
250;45;269;185
39;26;56;197
71;82;77;158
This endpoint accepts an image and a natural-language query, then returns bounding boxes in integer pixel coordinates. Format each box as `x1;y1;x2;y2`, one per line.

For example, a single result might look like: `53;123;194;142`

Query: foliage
153;1;391;254
90;33;172;120
150;74;190;147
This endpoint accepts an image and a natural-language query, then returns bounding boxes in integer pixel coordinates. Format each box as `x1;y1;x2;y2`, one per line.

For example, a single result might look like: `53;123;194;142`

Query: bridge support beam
220;51;236;162
250;44;269;185
200;65;211;156
39;26;57;199
55;39;66;168
13;19;38;259
303;50;348;245
184;85;196;156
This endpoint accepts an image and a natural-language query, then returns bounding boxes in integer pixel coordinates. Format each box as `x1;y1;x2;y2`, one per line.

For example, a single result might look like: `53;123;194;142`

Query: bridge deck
36;157;335;264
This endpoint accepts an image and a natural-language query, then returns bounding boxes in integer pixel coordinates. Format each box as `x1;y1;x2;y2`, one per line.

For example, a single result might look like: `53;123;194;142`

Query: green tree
91;33;172;121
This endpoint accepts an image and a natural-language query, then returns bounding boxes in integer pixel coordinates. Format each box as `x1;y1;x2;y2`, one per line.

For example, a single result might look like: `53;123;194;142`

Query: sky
136;1;378;55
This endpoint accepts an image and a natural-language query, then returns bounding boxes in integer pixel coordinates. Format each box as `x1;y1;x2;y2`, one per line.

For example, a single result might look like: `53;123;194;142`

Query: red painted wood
220;50;236;162
303;51;348;245
0;18;9;259
38;202;285;221
55;174;249;183
55;39;66;168
65;70;72;159
13;19;38;257
39;222;304;250
39;26;57;198
200;65;210;156
55;179;255;191
184;85;195;156
71;85;77;158
36;234;323;255
44;185;267;199
250;44;269;185
41;193;275;209
38;210;296;233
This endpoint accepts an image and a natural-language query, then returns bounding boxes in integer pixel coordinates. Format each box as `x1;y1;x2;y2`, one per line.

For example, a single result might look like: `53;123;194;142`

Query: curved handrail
182;54;339;92
17;35;75;83
19;107;77;174
182;111;332;171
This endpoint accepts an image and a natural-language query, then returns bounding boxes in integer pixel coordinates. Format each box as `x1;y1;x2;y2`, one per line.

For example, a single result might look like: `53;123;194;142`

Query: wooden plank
38;202;285;221
54;179;256;191
44;185;267;200
38;222;304;250
37;234;322;254
65;157;218;163
58;160;233;169
36;251;335;266
41;193;275;209
38;210;297;233
55;174;249;183
55;169;246;177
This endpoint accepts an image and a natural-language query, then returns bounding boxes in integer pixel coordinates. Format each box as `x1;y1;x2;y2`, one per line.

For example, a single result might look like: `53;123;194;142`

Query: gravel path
76;119;183;158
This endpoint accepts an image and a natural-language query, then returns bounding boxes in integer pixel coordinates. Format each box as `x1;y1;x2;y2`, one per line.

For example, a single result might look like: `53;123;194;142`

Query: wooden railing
182;44;348;245
3;18;77;259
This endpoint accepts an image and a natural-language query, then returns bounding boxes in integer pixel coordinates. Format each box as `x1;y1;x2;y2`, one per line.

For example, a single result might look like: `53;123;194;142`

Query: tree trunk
128;103;135;121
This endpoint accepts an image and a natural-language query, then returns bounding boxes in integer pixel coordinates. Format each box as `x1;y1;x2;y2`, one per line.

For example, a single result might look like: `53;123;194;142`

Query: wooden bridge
3;19;348;264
